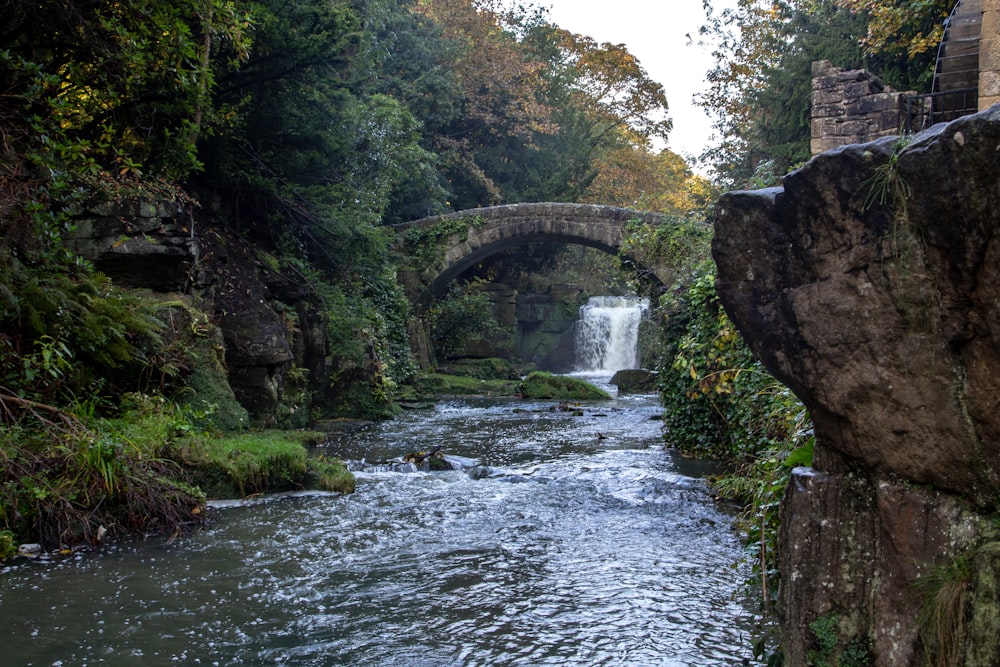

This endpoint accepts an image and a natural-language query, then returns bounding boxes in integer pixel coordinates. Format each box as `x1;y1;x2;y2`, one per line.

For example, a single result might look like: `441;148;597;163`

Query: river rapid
1;375;758;666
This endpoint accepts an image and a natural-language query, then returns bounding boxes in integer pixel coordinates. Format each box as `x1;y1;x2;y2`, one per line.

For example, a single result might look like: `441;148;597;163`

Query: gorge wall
713;108;1000;664
66;206;336;425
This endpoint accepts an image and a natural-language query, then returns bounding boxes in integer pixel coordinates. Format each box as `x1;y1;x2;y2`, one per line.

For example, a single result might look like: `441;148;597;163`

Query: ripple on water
0;394;758;666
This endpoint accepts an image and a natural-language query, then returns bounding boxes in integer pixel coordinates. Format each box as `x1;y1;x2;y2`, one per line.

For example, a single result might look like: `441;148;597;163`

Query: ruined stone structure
810;60;908;155
714;108;1000;665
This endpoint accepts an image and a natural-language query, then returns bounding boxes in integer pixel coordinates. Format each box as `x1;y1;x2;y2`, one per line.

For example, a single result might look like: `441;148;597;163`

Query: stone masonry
982;0;1000;108
810;60;909;154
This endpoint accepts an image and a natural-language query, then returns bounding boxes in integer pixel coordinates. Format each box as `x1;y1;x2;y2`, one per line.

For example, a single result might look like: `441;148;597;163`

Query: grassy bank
168;430;355;498
0;393;353;560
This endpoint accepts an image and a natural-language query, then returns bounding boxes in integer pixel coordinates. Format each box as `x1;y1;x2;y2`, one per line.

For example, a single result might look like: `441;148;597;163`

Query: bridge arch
392;203;669;307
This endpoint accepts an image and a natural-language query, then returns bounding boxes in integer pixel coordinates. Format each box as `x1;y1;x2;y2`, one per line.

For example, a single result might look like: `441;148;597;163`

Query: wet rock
16;543;41;558
609;369;658;394
65;201;196;291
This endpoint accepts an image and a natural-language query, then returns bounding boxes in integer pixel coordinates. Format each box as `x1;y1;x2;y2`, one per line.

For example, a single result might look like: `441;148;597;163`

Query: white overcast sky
541;0;722;163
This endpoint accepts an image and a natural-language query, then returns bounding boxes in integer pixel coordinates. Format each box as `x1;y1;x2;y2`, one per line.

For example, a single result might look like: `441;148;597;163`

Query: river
0;374;758;666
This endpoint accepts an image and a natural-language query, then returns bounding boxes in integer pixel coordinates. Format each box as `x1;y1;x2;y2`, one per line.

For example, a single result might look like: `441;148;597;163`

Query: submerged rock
16;543;41;558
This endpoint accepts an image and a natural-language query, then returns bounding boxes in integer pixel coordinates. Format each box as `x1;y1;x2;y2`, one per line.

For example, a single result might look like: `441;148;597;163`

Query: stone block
811;59;835;76
837;119;868;136
813;75;843;91
811;117;836;139
812;89;845;105
879;111;903;132
980;71;1000;100
979;39;1000;72
835;68;868;83
843;81;875;99
811;103;845;119
811;137;843;154
847;92;901;116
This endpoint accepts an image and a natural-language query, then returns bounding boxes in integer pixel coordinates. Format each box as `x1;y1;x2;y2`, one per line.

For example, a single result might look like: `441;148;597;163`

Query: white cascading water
574;296;649;372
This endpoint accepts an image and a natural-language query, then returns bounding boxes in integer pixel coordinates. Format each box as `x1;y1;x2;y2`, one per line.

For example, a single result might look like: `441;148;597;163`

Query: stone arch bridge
391;202;673;308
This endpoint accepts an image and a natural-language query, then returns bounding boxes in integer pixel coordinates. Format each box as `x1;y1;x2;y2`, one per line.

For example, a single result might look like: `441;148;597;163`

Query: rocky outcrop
65;200;197;291
714;108;1000;665
515;286;585;372
66;203;332;424
609;368;658;394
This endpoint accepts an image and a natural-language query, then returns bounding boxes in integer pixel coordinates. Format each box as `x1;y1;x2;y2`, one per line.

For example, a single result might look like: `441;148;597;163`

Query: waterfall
574;296;649;372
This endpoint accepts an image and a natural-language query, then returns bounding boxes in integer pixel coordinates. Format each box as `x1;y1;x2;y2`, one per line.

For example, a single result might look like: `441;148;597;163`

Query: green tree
836;0;953;62
751;0;868;175
0;0;252;407
0;0;251;189
552;29;672;146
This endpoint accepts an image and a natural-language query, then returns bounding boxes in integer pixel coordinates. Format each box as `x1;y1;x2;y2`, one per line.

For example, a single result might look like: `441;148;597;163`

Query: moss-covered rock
610;368;658;394
436;357;521;380
306;455;357;494
517;371;611;400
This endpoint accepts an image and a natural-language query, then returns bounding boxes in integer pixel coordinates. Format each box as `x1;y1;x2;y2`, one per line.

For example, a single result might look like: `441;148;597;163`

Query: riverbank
0;367;623;562
0;395;354;561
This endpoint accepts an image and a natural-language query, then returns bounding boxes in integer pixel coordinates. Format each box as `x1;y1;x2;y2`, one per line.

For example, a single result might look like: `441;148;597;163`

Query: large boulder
713;107;1000;665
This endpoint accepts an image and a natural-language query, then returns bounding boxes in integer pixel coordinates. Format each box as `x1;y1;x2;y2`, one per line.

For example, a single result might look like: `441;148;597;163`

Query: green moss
0;530;16;562
436;357;521;380
306;456;356;494
169;428;354;499
517;371;611;401
807;613;873;667
966;541;1000;666
403;217;476;265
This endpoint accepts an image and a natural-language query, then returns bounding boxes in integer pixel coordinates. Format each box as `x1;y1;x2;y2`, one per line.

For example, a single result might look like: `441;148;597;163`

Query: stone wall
981;0;1000;108
810;60;908;155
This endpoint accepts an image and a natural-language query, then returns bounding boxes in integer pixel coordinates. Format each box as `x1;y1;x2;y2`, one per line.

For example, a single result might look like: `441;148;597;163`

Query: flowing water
574;297;650;372
0;377;758;666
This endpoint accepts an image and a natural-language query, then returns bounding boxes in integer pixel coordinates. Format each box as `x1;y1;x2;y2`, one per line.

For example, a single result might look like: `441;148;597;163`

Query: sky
541;0;721;164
